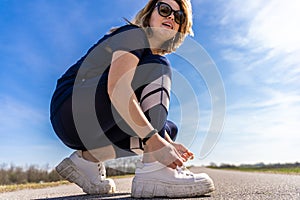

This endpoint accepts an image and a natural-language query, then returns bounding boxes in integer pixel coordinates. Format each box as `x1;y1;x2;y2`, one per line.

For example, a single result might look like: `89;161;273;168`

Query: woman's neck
148;36;164;55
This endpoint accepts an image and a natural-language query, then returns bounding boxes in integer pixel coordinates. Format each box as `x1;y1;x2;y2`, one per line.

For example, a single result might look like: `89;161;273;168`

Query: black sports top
50;24;171;122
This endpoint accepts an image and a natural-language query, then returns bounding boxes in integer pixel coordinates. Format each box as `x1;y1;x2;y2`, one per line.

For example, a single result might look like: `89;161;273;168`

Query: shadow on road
34;192;131;200
34;193;212;200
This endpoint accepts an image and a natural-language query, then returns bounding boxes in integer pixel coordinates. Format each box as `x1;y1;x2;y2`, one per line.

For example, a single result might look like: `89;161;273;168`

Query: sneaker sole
131;177;215;198
56;158;116;194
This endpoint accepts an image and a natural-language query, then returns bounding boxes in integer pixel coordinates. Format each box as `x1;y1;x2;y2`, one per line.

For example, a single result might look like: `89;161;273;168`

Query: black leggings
51;75;177;158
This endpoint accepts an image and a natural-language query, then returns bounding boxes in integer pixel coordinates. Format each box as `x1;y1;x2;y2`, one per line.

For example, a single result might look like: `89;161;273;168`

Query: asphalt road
0;167;299;200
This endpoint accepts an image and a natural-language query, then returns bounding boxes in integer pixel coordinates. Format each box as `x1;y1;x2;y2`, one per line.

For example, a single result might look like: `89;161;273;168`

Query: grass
107;174;134;179
0;174;134;193
0;181;70;193
209;166;300;175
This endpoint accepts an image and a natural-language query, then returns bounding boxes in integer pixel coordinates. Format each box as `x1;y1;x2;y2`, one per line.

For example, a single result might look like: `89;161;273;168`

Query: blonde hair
132;0;194;55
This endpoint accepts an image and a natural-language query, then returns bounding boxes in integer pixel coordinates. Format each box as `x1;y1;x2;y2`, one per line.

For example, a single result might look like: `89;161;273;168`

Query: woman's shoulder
107;23;149;47
140;53;171;66
110;23;143;35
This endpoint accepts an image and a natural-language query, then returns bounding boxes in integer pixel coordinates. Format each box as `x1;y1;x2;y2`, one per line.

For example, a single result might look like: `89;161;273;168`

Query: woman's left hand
171;142;194;162
163;132;194;162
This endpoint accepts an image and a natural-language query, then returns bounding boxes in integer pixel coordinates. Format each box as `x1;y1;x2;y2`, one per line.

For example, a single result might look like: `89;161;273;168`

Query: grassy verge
209;167;300;175
0;181;69;193
0;174;134;193
107;174;134;179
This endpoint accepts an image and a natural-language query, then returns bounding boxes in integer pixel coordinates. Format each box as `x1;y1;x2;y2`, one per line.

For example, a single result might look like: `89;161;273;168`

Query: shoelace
177;165;194;176
97;163;106;181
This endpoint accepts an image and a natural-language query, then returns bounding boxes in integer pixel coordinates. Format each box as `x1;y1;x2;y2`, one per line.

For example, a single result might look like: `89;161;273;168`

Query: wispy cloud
247;1;300;53
196;0;300;163
0;95;48;144
216;0;300;86
0;94;64;165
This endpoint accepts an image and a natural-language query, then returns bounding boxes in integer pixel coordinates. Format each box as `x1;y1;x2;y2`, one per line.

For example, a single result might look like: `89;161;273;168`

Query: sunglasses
155;2;185;25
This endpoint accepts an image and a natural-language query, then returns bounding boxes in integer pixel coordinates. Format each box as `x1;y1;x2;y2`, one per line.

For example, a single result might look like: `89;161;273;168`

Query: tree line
208;162;300;169
0;164;63;185
0;157;140;185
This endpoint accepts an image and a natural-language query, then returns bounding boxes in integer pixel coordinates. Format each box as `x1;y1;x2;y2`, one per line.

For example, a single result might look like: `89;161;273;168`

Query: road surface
0;167;299;200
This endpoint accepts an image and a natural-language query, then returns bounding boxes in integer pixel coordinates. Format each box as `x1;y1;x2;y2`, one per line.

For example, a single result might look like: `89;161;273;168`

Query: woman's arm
107;50;183;168
107;50;154;138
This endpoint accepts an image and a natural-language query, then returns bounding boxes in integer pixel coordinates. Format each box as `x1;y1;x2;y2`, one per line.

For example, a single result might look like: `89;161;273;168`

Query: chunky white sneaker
131;161;215;198
56;151;116;194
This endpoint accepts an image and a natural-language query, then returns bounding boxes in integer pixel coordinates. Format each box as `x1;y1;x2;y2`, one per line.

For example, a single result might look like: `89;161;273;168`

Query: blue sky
1;0;300;168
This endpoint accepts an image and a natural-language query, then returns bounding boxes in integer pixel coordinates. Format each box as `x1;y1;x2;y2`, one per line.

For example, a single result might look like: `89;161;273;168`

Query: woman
50;0;215;198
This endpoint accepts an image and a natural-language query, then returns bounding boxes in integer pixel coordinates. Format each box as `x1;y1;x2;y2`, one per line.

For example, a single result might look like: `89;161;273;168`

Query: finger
189;153;194;160
167;162;177;169
182;149;193;157
174;158;184;167
188;151;195;159
180;151;194;161
181;153;190;162
185;153;194;160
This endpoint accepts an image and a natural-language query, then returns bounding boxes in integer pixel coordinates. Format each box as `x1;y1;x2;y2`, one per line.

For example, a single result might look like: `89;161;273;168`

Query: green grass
0;181;70;193
209;167;300;175
107;174;134;179
0;174;134;193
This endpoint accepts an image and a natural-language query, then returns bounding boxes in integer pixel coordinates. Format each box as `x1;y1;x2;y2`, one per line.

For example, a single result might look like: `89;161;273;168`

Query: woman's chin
152;27;177;41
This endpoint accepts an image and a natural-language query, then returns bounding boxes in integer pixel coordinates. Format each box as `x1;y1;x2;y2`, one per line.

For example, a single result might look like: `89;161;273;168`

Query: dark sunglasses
155;2;185;25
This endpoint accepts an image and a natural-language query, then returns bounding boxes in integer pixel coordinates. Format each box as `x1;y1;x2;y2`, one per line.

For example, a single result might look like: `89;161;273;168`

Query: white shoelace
97;163;106;181
177;165;194;176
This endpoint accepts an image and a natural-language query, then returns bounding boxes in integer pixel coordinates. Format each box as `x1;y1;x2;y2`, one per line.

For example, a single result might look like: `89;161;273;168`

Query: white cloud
247;0;300;53
217;0;300;85
198;0;300;164
216;0;300;51
215;88;300;163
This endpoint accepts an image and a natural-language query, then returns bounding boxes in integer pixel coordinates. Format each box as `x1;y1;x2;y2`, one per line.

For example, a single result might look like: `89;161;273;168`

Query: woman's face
149;0;181;40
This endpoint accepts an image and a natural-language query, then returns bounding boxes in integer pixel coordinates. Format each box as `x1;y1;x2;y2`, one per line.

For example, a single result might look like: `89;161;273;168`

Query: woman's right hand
143;134;184;169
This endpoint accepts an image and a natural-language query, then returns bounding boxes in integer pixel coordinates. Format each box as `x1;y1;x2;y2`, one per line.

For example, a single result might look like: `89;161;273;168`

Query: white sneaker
131;161;215;198
56;151;116;194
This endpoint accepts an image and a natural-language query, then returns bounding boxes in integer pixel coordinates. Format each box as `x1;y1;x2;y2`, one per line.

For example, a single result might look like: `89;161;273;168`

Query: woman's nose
167;13;175;21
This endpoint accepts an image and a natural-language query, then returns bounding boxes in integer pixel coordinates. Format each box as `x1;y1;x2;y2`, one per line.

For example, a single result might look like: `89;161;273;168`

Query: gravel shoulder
0;167;299;200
